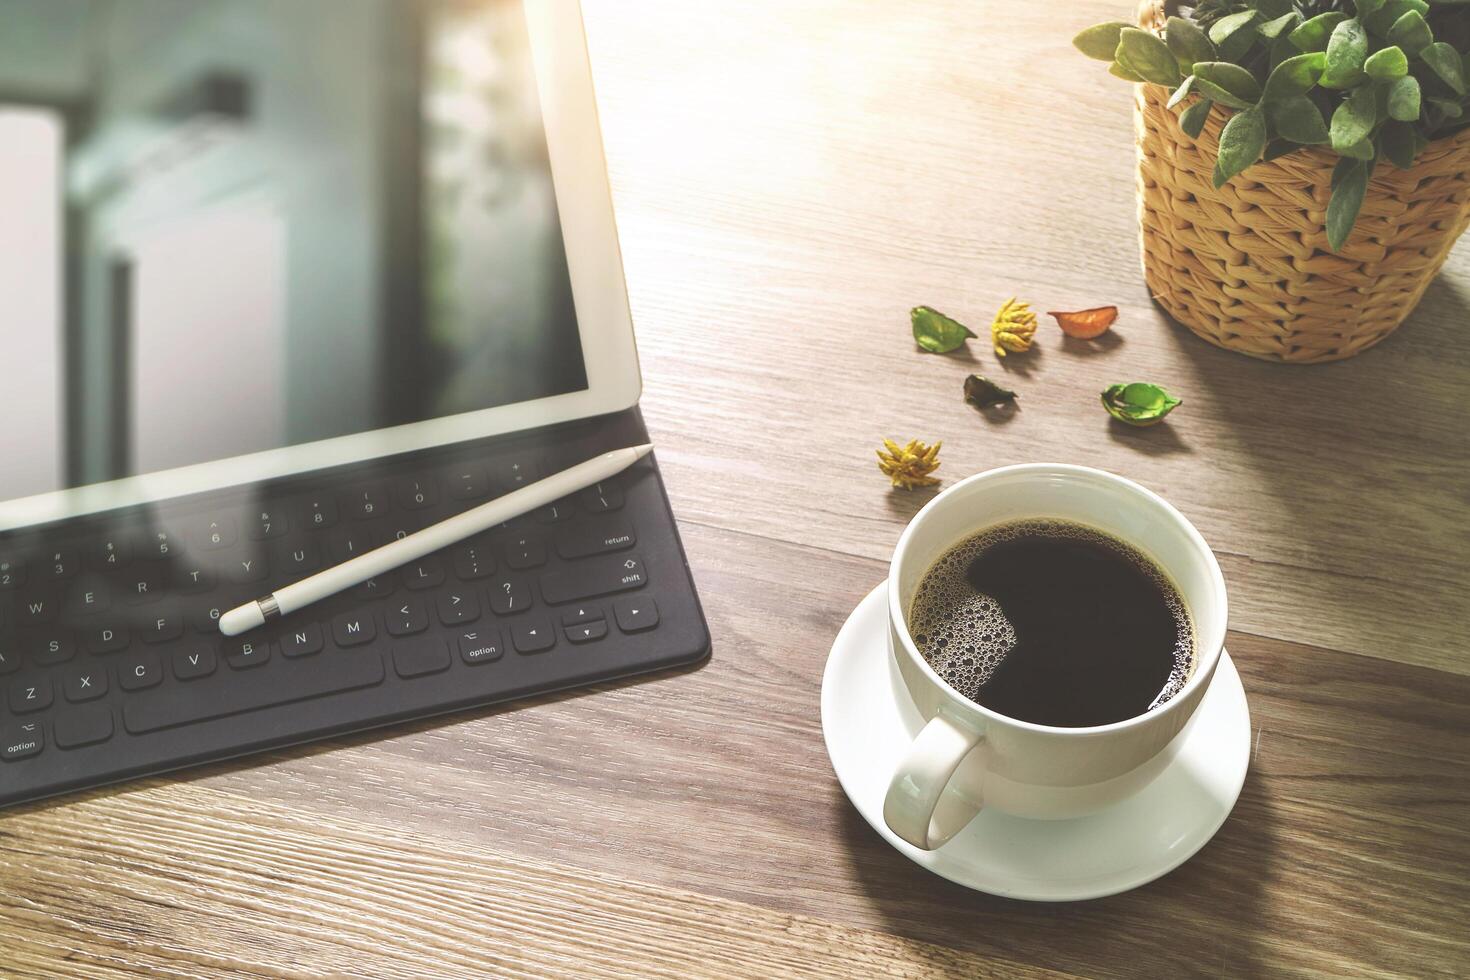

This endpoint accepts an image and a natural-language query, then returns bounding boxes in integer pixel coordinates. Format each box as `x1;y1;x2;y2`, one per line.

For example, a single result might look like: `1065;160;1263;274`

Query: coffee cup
882;463;1227;850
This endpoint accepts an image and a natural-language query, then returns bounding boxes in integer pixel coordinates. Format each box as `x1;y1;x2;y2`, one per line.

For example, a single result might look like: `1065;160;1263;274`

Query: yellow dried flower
876;438;942;490
991;297;1038;357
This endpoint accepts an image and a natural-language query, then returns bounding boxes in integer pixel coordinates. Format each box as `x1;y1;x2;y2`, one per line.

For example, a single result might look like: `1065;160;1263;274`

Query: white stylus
218;444;653;636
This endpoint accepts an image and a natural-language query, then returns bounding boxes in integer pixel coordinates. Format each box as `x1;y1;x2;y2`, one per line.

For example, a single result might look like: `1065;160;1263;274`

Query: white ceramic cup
882;463;1227;850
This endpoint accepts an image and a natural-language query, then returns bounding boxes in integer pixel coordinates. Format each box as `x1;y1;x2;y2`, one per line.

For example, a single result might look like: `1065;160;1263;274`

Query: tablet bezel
0;0;639;533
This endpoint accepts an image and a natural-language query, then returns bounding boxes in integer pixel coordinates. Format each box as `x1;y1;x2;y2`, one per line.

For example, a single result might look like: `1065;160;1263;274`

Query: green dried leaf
1365;45;1410;79
964;375;1018;410
1327;157;1373;251
1290;12;1349;52
1421;41;1467;95
1213;104;1268;186
1118;27;1183;85
911;306;976;354
1380;119;1418;167
1331;83;1380;150
1209;9;1259;45
1074;22;1131;61
1100;383;1182;427
1388;73;1422;119
1387;9;1433;55
1263;51;1327;98
1269;93;1332;142
1194;61;1264;101
1166;16;1217;69
1322;18;1369;88
1180;98;1215;137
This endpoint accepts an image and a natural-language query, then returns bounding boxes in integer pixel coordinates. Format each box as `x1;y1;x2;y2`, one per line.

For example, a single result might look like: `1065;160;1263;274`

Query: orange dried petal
1047;305;1118;339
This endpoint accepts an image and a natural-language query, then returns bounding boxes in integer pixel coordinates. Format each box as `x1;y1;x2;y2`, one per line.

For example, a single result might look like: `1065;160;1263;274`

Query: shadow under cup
886;464;1228;828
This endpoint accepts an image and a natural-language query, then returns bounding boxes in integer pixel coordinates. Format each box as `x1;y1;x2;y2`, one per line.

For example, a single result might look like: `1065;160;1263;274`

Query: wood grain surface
3;1;1469;977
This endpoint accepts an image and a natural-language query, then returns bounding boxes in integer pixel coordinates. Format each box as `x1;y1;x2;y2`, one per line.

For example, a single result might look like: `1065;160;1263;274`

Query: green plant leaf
1269;93;1332;142
1263;138;1297;161
1168;75;1197;109
1074;22;1131;61
1209;9;1260;45
1331;84;1380;149
1355;0;1388;18
1118;28;1183;86
1255;0;1294;17
1194;61;1264;101
911;306;976;354
1110;60;1146;82
1364;0;1430;37
1339;136;1378;158
964;375;1017;409
1180;98;1214;137
1258;12;1302;40
1428;96;1464;118
1322;19;1369;87
1388;73;1423;118
1387;9;1433;55
1264;51;1328;98
1365;45;1410;79
1290;12;1349;52
1421;41;1467;94
1327;157;1373;251
1100;383;1182;427
1379;119;1418;167
1193;76;1257;108
1213;104;1268;186
1165;16;1216;69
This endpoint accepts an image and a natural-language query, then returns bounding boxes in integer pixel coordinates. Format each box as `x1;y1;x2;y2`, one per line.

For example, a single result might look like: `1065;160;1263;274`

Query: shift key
541;554;647;604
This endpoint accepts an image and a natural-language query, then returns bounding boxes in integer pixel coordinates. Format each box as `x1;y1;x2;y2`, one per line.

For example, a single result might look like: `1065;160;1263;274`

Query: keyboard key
494;459;538;492
43;549;80;580
436;589;479;626
174;565;216;594
565;620;608;644
124;567;167;604
173;648;217;680
614;597;660;633
402;558;445;591
452;542;495;580
535;502;573;524
333;612;377;647
55;706;114;749
279;623;324;658
94;536;131;569
275;539;321;576
0;557;24;588
119;654;163;692
457;628;503;665
189;605;225;634
487;577;531;615
580;481;625;513
355;575;396;601
84;624;130;655
65;666;108;702
69;578;110;615
227;555;269;584
18;592;58;625
0;643;18;676
561;605;603;626
10;677;53;713
196;517;238;550
27;631;74;666
511;618;555;654
505;535;546;570
144;529;176;561
225;636;271;670
394;477;438;511
124;652;385;735
540;554;646;605
329;527;379;563
1;721;43;762
386;598;429;637
248;507;289;540
557;519;637;560
392;638;451;678
349;486;387;520
447;463;490;500
141;608;185;644
302;495;340;529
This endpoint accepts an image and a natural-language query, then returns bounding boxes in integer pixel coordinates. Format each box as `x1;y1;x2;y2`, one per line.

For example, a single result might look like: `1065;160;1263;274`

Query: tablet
0;0;638;532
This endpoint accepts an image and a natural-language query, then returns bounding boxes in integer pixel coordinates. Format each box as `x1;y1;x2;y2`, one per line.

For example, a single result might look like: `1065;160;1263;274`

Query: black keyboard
0;411;710;807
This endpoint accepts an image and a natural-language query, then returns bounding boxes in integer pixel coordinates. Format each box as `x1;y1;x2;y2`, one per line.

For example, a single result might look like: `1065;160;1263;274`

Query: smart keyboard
0;411;710;807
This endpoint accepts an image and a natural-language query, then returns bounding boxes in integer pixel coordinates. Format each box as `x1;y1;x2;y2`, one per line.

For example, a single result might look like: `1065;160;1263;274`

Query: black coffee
908;519;1193;727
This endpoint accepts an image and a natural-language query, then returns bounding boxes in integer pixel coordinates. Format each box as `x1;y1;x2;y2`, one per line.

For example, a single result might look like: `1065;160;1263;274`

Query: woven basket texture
1134;4;1470;363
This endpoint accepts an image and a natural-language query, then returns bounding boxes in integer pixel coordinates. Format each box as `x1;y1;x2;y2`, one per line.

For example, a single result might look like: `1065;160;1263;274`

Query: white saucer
822;581;1250;902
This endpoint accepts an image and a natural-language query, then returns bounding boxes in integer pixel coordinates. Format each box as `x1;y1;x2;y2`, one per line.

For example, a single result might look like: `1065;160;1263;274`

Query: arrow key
564;620;608;644
511;618;555;655
614;597;659;634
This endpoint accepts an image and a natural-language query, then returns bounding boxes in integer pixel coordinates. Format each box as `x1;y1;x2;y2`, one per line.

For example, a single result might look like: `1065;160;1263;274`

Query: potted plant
1076;0;1470;362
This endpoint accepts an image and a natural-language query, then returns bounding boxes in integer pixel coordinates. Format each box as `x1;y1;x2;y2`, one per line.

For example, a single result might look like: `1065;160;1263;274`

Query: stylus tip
632;443;655;460
219;603;265;637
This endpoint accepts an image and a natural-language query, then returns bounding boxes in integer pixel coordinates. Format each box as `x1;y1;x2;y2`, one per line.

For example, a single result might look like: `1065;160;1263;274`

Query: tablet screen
0;0;587;504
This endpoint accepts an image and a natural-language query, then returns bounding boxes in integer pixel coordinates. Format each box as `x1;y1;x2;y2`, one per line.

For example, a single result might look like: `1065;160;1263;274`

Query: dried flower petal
1101;382;1182;427
911;306;977;354
963;375;1017;409
991;297;1038;357
876;438;942;490
1048;305;1119;339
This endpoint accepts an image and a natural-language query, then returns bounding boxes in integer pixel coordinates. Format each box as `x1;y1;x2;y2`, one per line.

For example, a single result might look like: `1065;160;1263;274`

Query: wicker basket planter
1134;3;1470;363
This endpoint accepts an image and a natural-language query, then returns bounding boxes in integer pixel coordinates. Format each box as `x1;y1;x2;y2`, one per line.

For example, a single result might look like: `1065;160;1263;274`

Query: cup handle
883;710;984;850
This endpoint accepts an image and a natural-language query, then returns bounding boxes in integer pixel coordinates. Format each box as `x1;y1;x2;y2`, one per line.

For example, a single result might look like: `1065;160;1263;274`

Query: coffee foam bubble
907;519;1194;708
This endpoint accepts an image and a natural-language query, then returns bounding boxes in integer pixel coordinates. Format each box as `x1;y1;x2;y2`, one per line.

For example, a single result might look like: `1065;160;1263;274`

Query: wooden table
4;2;1468;976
